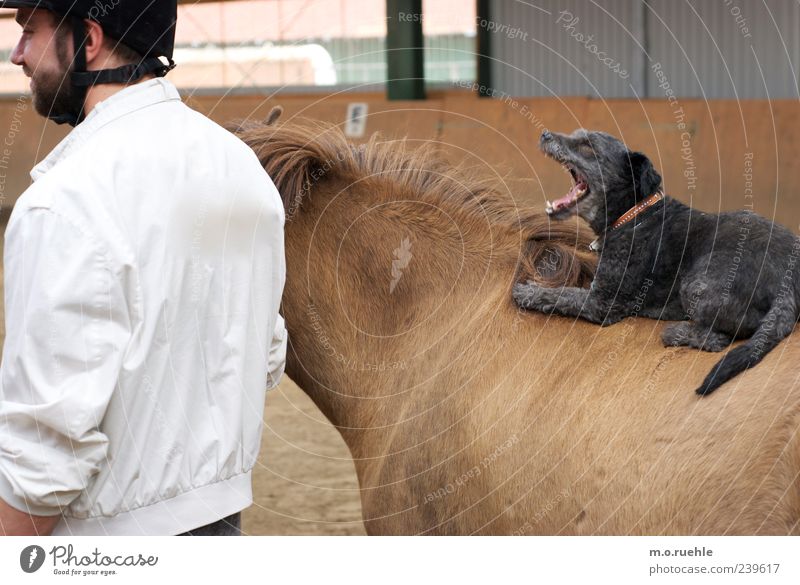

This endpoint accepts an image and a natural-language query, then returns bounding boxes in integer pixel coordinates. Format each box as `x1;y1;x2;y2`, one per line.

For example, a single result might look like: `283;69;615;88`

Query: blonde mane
230;108;596;288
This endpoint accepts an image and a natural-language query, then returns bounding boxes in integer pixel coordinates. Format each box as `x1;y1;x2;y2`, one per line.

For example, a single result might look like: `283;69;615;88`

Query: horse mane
229;107;596;288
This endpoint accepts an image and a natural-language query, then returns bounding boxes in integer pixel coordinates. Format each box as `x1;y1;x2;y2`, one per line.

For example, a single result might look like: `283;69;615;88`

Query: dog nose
541;130;553;141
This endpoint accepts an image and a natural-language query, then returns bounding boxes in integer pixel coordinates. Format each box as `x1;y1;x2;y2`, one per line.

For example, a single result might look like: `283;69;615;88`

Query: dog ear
629;151;662;199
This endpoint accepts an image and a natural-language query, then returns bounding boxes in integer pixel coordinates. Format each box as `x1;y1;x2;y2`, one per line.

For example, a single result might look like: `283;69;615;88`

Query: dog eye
579;144;595;156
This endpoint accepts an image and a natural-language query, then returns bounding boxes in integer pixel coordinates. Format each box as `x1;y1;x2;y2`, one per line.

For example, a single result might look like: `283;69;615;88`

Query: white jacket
0;78;287;535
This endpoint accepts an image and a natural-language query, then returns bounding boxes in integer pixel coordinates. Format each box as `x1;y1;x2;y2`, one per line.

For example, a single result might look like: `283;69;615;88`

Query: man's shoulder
12;167;60;213
5;189;101;259
87;97;262;170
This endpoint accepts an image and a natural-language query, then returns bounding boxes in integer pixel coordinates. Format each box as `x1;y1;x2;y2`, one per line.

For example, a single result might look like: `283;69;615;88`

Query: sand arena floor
244;377;365;535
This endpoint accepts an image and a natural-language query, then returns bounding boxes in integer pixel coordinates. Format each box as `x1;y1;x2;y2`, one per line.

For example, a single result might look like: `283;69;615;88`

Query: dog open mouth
545;166;590;215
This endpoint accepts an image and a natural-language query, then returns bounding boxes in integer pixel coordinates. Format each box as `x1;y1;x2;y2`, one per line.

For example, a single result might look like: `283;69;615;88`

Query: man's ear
629;151;662;199
83;19;106;66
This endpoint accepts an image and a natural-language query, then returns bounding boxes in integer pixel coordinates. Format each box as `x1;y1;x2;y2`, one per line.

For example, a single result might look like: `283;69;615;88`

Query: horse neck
281;182;520;458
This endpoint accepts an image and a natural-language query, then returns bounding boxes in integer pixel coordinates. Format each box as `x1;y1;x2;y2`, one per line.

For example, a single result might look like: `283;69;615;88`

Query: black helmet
1;0;178;126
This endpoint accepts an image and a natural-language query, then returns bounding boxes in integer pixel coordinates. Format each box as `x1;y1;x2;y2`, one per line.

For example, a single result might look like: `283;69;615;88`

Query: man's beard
30;65;77;119
29;31;83;121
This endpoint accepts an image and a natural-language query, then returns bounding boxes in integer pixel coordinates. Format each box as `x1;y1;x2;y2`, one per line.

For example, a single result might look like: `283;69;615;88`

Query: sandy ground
0;227;365;535
244;377;365;535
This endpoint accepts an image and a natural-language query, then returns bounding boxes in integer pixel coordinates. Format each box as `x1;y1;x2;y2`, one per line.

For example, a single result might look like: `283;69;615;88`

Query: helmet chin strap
49;16;176;127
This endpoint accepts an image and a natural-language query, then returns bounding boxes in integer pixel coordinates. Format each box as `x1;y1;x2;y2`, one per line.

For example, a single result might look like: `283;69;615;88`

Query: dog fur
513;129;800;395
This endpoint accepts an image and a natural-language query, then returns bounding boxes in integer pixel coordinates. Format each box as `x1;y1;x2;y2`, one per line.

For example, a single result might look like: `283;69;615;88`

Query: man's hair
105;38;144;65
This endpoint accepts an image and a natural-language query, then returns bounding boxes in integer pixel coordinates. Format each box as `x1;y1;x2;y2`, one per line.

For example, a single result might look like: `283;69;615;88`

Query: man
0;1;287;535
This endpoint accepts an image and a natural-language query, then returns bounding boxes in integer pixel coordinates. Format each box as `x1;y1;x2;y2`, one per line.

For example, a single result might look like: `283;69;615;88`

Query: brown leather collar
611;191;664;230
588;190;665;251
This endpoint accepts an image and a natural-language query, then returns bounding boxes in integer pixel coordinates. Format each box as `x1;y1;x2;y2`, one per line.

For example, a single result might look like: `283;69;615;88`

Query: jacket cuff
0;469;63;517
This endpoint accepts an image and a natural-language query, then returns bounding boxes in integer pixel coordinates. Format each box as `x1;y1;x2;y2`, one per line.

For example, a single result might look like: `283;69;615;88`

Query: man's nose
10;38;25;67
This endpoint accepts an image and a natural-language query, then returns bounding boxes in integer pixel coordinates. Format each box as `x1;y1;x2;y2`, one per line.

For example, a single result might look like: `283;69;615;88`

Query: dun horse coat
233;111;800;535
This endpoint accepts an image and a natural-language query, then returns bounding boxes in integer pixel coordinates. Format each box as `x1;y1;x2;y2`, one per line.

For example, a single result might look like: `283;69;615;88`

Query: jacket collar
31;78;181;182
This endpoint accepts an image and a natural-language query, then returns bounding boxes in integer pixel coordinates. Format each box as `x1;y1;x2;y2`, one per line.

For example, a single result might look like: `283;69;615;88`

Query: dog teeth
545;200;554;214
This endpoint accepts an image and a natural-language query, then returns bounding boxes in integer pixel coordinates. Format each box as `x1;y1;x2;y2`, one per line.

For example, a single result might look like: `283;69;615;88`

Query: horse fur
231;111;800;535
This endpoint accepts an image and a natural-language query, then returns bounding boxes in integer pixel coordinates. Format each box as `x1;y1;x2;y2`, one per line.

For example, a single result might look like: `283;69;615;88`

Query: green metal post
386;0;425;100
476;0;492;97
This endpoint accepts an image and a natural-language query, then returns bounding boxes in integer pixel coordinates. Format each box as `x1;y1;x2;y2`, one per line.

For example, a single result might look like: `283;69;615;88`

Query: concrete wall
1;90;798;231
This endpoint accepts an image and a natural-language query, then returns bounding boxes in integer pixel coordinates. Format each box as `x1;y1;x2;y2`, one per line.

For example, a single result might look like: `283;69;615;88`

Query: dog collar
588;191;664;251
611;191;664;230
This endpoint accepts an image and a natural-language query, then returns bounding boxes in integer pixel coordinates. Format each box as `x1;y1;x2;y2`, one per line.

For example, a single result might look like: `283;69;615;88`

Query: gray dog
513;129;800;395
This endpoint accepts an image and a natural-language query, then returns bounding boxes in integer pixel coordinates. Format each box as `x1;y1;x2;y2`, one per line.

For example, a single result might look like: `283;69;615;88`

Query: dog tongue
549;182;584;212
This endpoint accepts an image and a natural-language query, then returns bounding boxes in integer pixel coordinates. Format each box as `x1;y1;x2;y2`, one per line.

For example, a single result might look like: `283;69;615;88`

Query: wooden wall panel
185;93;443;144
0;91;797;231
0;100;68;220
437;96;589;208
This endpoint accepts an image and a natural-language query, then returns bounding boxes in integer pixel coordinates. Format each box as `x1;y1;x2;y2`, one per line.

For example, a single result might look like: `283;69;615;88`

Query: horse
231;109;800;535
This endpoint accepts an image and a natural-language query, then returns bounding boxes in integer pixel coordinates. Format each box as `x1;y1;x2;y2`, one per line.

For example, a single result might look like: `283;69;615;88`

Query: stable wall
1;90;798;230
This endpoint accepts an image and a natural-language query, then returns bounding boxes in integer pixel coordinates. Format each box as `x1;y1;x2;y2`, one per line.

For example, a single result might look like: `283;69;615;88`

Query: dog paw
661;334;687;347
513;281;545;309
701;338;730;352
661;323;689;347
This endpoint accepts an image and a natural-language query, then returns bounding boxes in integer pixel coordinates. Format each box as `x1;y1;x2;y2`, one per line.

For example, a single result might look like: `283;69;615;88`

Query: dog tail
697;296;797;396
